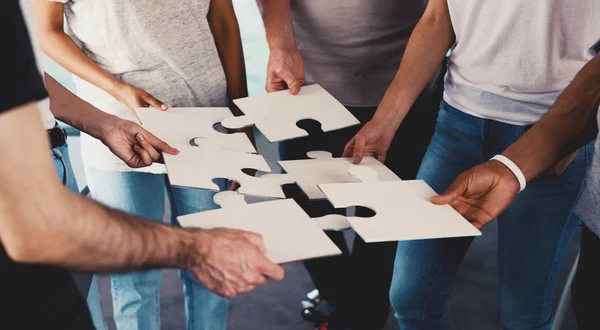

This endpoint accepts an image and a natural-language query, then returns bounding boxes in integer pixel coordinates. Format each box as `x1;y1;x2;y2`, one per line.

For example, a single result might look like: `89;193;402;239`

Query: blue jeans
85;168;228;330
389;102;592;329
51;144;107;330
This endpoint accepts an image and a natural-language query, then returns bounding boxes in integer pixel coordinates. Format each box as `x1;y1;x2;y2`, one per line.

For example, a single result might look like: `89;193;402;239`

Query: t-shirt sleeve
0;0;48;113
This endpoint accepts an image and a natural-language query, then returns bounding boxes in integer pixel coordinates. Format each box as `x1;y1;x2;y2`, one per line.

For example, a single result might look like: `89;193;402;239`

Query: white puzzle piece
318;166;482;243
137;107;256;153
222;85;360;142
261;151;401;200
163;144;286;198
177;191;343;264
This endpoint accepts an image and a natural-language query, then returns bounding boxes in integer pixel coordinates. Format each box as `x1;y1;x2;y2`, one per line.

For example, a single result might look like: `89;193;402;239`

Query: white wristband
490;155;527;192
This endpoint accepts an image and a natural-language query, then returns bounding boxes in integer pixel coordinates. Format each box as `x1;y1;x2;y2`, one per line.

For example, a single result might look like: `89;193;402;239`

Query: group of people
1;1;599;330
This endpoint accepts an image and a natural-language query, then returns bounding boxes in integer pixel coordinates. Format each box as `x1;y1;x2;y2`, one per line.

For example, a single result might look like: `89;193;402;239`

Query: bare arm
432;53;600;229
343;0;454;161
208;0;248;104
0;103;194;271
256;0;304;94
32;0;167;114
45;74;180;168
373;0;454;126
503;53;600;180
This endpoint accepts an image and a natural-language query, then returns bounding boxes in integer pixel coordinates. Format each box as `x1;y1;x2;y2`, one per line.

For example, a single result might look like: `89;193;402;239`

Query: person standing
257;1;445;329
1;1;284;329
33;0;249;329
345;0;599;328
431;50;600;329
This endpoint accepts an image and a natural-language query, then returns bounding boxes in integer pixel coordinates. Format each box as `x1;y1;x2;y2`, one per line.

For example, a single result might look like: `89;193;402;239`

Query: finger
430;173;469;205
377;149;388;163
342;138;355;158
259;259;285;282
133;145;153;166
351;134;367;164
243;232;267;254
135;133;161;161
240;285;256;294
143;93;168;111
144;131;179;155
274;67;302;95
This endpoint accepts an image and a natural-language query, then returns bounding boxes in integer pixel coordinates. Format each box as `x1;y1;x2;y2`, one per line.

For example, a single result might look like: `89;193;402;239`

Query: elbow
0;211;47;264
37;28;63;55
2;230;42;264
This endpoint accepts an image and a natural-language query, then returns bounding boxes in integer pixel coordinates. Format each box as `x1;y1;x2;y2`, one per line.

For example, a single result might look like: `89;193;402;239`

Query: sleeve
0;0;48;113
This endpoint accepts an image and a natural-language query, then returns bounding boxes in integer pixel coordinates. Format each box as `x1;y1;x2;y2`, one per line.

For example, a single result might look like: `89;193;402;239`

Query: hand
343;117;399;163
266;48;305;94
113;82;168;117
99;116;179;168
430;160;521;229
538;150;578;179
190;228;285;298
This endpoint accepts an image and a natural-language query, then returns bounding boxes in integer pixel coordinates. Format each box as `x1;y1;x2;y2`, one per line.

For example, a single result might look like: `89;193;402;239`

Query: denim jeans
389;102;592;330
85;168;228;330
51;144;107;330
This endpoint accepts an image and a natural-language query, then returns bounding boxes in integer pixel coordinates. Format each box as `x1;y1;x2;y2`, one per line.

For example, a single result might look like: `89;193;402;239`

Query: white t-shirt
54;0;227;173
444;0;600;126
20;0;56;130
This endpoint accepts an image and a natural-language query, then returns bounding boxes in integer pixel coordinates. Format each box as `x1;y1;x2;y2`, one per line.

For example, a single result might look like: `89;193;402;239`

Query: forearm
257;0;296;50
503;54;600;180
0;105;198;272
208;2;248;104
373;0;454;127
45;73;120;140
39;31;122;99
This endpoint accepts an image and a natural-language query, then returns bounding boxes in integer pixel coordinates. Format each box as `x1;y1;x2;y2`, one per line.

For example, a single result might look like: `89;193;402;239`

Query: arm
32;0;167;114
45;74;179;168
208;0;248;104
0;105;284;297
256;0;305;94
432;53;600;229
208;0;255;144
344;0;454;162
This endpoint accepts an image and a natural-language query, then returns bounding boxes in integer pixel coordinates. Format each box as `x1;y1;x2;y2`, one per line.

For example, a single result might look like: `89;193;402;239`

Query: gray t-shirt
575;106;600;238
290;0;429;107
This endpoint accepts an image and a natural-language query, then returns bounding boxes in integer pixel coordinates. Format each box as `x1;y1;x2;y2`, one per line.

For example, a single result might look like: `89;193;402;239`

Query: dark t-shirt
0;1;94;328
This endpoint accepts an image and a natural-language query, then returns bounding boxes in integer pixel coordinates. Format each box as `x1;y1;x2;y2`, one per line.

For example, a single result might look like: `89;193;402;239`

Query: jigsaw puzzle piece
163;145;286;198
318;166;481;243
224;84;360;142
313;214;352;231
137;107;256;153
177;192;342;264
262;151;401;200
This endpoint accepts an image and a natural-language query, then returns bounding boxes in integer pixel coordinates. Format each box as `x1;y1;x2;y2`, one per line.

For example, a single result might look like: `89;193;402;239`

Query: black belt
47;124;67;149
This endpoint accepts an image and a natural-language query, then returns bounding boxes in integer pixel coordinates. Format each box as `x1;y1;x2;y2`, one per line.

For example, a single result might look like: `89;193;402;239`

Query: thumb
351;134;367;164
277;68;302;95
431;173;469;205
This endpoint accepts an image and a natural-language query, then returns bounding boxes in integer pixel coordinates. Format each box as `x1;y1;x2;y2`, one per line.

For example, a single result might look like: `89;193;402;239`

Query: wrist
177;229;210;270
87;113;121;141
107;79;126;101
490;155;527;192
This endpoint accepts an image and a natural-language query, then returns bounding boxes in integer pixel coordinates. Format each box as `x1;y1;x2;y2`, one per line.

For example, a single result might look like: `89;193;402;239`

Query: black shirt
0;1;94;328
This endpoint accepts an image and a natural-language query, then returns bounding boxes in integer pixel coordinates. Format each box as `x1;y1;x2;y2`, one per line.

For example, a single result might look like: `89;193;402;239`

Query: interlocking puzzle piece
222;85;360;142
137;107;256;153
177;191;343;264
318;166;482;243
261;151;401;200
163;143;286;198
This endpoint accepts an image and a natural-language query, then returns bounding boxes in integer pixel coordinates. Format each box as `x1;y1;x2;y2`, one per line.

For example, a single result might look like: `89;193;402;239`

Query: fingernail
137;133;146;141
352;157;359;163
161;104;168;110
173;148;180;154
